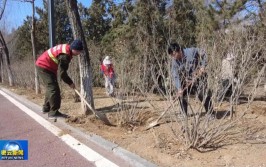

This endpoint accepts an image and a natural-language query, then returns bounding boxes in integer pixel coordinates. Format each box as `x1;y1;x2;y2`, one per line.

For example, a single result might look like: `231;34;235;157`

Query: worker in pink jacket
100;56;115;96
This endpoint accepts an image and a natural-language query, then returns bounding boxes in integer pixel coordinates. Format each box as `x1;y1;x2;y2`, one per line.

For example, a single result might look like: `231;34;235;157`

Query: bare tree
0;30;14;86
0;52;3;83
64;0;94;114
29;0;41;94
0;0;13;86
12;0;40;92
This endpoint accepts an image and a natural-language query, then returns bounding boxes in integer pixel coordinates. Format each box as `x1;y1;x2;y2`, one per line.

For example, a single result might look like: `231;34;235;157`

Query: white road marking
0;90;119;167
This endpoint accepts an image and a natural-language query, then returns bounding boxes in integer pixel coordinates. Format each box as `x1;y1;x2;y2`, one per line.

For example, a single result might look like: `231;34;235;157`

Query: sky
1;0;263;33
0;0;93;32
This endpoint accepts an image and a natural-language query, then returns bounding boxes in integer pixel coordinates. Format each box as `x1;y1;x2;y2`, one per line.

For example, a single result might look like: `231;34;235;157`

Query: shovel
145;80;195;130
145;98;179;130
74;89;113;126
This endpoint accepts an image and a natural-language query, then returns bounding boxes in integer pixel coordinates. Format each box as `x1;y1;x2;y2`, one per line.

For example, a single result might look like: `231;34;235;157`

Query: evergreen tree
82;0;112;42
208;0;248;29
14;0;74;60
166;0;197;46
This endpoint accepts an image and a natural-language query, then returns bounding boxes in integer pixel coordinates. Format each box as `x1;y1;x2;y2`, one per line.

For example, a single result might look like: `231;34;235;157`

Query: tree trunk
0;30;14;86
30;0;41;94
0;53;3;83
64;0;94;114
0;0;7;84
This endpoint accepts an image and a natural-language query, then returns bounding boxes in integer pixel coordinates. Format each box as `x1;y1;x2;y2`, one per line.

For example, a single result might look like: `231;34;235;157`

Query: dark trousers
217;79;233;101
37;66;61;116
179;76;213;115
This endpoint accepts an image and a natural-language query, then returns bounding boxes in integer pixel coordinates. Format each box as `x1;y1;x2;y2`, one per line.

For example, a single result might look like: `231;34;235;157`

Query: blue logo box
0;140;28;160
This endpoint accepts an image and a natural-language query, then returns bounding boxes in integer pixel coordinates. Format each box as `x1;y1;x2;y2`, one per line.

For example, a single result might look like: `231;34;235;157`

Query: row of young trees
0;0;265;151
9;0;265;59
1;0;264;104
1;0;265;110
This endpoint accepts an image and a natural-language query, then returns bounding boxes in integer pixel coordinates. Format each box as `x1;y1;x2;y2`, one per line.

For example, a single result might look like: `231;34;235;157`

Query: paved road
0;94;95;167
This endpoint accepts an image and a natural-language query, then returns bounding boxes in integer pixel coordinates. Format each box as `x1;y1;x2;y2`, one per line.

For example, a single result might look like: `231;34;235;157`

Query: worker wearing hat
101;56;115;96
36;39;83;119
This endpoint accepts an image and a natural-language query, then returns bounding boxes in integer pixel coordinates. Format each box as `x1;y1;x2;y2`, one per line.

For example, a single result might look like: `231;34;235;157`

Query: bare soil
4;85;266;167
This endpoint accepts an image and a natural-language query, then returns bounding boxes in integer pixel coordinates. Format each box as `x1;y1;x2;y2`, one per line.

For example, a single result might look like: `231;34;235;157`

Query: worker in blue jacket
168;43;214;116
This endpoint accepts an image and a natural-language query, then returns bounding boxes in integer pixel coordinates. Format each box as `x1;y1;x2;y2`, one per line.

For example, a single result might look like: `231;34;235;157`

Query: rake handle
74;89;96;115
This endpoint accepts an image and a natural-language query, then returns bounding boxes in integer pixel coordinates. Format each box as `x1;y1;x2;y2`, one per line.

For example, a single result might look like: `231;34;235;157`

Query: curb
0;87;157;167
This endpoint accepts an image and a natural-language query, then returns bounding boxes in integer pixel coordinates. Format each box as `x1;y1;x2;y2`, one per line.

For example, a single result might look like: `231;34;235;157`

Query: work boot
42;106;50;114
48;111;69;119
42;110;49;114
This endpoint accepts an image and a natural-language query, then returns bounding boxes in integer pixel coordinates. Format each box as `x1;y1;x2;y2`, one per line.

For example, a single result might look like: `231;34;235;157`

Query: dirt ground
4;85;266;167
